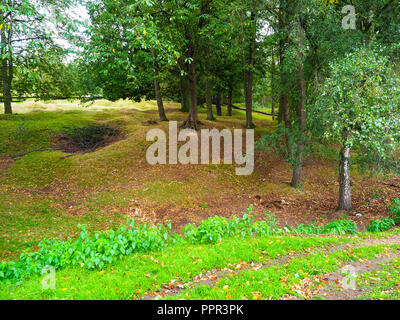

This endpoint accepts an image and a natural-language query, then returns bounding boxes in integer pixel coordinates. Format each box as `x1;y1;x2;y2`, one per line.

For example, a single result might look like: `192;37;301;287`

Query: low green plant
0;219;177;282
322;219;358;235
182;207;284;244
366;217;395;232
291;222;324;235
389;198;400;224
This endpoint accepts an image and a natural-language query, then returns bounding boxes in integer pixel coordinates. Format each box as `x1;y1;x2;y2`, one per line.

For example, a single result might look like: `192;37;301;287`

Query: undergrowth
1;199;398;283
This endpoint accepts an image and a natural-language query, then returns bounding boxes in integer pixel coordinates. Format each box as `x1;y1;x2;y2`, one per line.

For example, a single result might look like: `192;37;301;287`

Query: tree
82;0;172;120
314;48;400;211
0;0;76;114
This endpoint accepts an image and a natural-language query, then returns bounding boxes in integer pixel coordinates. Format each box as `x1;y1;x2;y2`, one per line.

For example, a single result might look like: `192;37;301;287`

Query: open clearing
0;100;399;300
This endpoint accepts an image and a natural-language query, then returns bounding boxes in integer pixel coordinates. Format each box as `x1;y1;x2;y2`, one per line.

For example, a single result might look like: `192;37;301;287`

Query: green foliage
182;206;284;244
61;124;119;150
313;47;400;172
2;201;398;283
0;219;177;282
389;198;400;224
291;219;358;235
322;219;358;235
367;218;395;233
291;222;324;235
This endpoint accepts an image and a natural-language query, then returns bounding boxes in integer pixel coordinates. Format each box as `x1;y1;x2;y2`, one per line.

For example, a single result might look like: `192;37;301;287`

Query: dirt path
309;252;400;300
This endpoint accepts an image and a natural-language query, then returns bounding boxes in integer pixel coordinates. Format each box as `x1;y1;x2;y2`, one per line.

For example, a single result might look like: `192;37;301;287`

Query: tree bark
291;17;306;188
291;60;306;188
271;51;276;121
227;87;233;116
338;135;352;211
204;46;214;121
241;0;256;129
1;24;12;114
215;92;222;116
179;73;189;112
183;45;198;130
271;97;275;120
278;0;291;154
182;0;210;129
205;76;214;120
152;52;167;122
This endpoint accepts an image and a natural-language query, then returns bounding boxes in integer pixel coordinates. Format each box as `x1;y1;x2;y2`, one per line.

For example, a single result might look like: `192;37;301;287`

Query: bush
5;202;399;283
290;219;357;235
322;219;358;235
389;198;400;224
182;206;285;244
0;219;177;282
367;218;395;232
291;223;324;235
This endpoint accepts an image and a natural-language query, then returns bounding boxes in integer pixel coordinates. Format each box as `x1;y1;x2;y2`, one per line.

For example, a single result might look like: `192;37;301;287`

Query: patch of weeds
323;219;358;235
291;222;324;235
372;189;383;199
289;219;357;235
0;219;178;282
366;199;400;233
199;202;209;209
367;218;396;232
182;206;283;244
389;198;400;224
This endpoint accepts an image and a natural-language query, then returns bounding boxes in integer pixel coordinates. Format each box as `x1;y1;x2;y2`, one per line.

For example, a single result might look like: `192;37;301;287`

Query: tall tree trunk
1;26;12;114
152;53;167;122
278;0;291;153
179;73;189;112
215;92;222;116
241;0;256;129
184;46;198;129
227;87;233;116
338;132;352;211
271;98;275;121
205;76;214;120
178;58;189;113
204;47;214;121
291;59;306;187
291;18;306;188
271;51;276;121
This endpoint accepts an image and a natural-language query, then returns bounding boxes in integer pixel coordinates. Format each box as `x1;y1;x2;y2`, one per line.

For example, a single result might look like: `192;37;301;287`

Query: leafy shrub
367;218;395;232
182;206;283;243
322;219;358;235
183;211;254;244
6;202;400;283
290;219;357;235
0;219;177;282
252;214;284;236
291;223;324;235
389;198;400;224
61;124;119;150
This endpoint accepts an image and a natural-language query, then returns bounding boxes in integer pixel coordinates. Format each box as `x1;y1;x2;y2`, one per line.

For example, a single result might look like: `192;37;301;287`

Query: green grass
167;244;393;300
2;231;400;300
357;257;400;299
0;234;349;300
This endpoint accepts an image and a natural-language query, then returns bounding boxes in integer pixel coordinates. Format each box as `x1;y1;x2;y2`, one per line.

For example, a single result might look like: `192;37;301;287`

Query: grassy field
1;99;399;300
